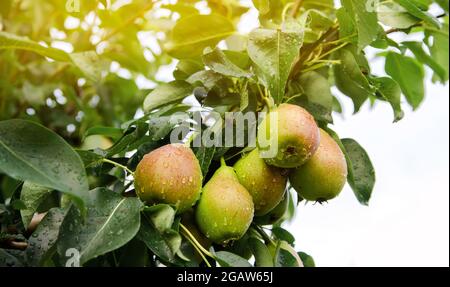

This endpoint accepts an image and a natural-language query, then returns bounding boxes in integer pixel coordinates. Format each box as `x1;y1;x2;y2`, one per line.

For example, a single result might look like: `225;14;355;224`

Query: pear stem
220;157;227;167
102;158;135;176
179;223;215;259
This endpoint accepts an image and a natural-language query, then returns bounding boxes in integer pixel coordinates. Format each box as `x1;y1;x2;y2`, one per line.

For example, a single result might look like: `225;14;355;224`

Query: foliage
0;0;448;267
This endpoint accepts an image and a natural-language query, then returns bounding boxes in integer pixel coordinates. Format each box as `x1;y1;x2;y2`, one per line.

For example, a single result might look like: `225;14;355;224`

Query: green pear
254;193;289;225
289;129;347;202
134;144;203;213
195;165;254;244
234;149;287;216
258;103;320;168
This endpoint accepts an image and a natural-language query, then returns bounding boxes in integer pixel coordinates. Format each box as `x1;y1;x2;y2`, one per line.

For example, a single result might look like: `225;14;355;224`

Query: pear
234;149;287;216
254;193;289;225
134;144;202;213
258;103;320;168
289;129;347;202
195;165;254;244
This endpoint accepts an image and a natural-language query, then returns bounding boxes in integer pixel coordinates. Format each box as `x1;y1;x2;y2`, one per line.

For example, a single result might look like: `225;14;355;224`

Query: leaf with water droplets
0;120;89;212
57;188;142;265
247;22;304;104
25;208;66;266
341;138;376;206
20;182;52;228
0;249;25;267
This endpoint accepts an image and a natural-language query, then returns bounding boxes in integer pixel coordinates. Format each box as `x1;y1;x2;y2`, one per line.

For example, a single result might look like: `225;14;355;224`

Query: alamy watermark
66;0;80;13
166;111;279;158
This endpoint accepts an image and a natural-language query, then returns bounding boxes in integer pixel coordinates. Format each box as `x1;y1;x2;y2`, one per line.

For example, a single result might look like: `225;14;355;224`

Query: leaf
57;188;142;265
273;241;303;267
298;71;333;109
143;81;193;112
298;251;316;267
249;237;273;267
20;182;52;228
371;77;404;122
377;2;421;29
0;32;100;81
202;47;252;78
394;0;441;28
0;249;24;267
341;0;378;49
136;216;182;264
143;204;176;233
426;24;449;83
248;25;303;104
69;52;104;82
403;41;447;83
84;126;123;141
0;31;70;61
333;48;374;113
272;227;295;245
166;14;235;59
341;138;376;206
25;208;66;266
215;251;252;267
194;145;216;179
385;52;425;110
0;120;88;212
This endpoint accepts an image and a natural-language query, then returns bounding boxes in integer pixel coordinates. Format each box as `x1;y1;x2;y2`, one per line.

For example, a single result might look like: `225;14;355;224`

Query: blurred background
1;0;448;266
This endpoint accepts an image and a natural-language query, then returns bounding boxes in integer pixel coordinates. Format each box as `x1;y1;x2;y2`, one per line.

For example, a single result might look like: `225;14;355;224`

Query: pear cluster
134;104;348;245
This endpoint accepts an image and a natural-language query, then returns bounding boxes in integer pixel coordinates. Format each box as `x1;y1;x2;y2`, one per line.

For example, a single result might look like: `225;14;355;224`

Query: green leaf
166;14;235;59
202;47;252;78
249;237;273;267
0;120;88;212
25;208;66;266
0;249;25;267
215;251;252;267
403;41;447;83
385;52;425;110
0;31;70;61
0;32;101;81
84;126;123;141
57;188;142;265
371;77;404;122
333;48;374;113
341;0;378;49
378;2;421;29
69;52;104;82
20;182;52;228
143;81;192;112
394;0;441;28
143;204;176;233
341;138;376;206
298;251;316;267
426;23;449;83
194;145;216;179
298;71;333;109
247;24;303;104
136;216;182;264
272;227;295;245
273;241;303;267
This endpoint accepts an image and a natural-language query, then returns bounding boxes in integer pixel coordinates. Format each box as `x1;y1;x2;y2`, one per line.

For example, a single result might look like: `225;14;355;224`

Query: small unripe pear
134;144;202;213
254;193;289;225
258;104;320;168
290;129;347;202
195;165;254;244
234;149;287;216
